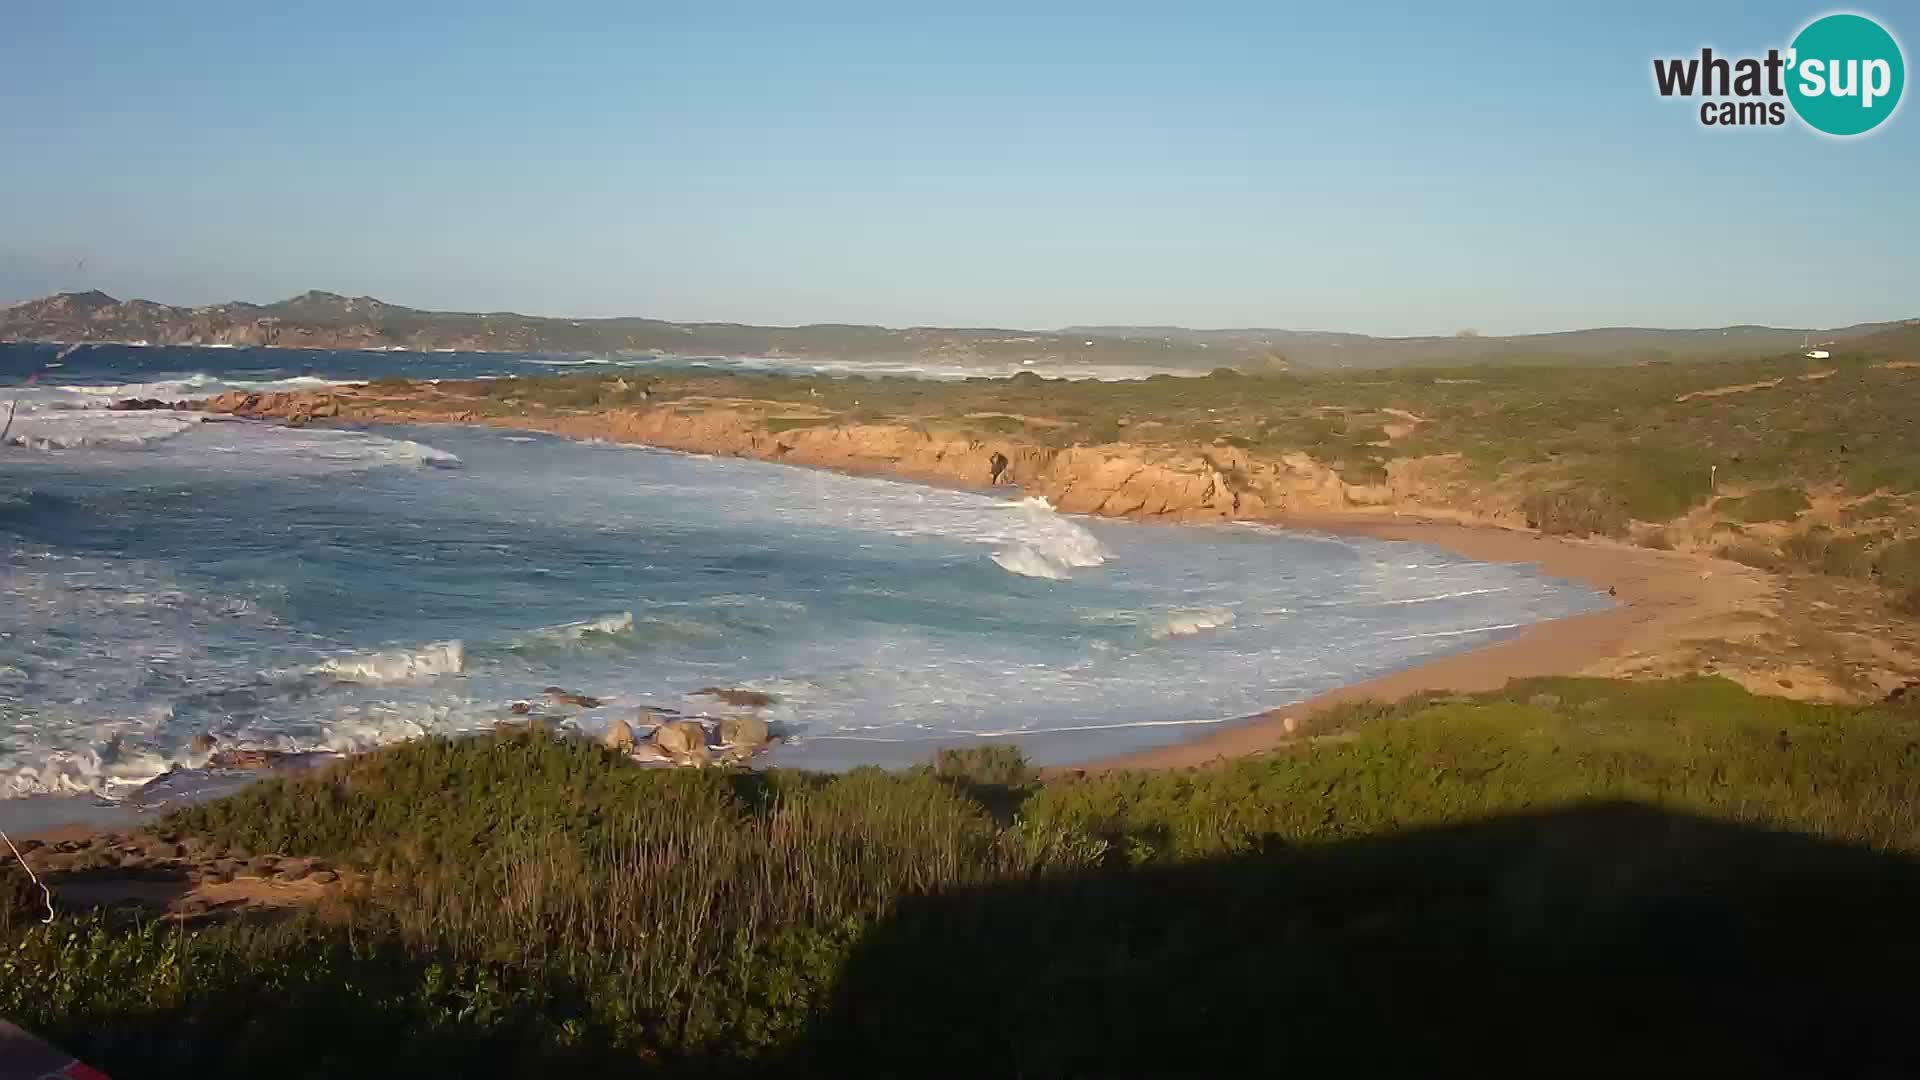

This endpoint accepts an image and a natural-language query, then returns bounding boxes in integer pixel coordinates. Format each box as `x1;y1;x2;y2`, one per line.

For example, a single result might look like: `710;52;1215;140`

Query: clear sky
1;1;1914;335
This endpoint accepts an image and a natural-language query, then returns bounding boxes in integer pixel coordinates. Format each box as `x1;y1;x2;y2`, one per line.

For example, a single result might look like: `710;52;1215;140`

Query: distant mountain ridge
1;289;1907;371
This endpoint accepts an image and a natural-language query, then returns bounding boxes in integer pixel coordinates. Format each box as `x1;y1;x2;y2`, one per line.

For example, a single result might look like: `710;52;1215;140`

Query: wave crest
990;497;1108;579
314;640;465;683
1152;608;1237;639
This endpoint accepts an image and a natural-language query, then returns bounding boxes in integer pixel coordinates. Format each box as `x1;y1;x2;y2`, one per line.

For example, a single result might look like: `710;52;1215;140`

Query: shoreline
201;393;1779;763
7;519;1762;841
1070;517;1771;771
5;393;1779;838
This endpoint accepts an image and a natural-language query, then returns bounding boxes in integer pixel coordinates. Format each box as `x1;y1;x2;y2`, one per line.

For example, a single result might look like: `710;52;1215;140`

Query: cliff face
193;387;1511;527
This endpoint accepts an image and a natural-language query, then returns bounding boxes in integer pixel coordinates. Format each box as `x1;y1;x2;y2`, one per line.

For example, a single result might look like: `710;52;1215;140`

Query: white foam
992;545;1070;579
530;611;636;640
1378;586;1510;606
1152;608;1238;639
1386;621;1525;642
5;409;205;449
3;376;456;469
314;640;465;683
984;497;1109;578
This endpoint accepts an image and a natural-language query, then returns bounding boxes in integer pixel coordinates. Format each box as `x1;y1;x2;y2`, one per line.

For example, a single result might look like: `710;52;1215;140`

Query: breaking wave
990;497;1109;579
313;640;466;683
1152;608;1237;639
529;611;636;640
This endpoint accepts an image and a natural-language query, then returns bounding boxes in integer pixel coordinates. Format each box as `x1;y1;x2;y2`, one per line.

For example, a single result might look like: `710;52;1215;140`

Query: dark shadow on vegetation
16;680;1920;1077
792;802;1920;1077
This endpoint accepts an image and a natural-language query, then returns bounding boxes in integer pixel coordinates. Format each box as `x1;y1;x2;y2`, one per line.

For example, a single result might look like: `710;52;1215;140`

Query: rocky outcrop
693;687;777;708
651;720;712;765
602;717;636;751
717;715;771;753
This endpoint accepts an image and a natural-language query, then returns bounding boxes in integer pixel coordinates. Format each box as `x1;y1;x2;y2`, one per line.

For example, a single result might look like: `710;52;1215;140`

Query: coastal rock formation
543;686;603;708
185;385;1504;527
717;715;770;753
602;717;636;751
693;687;777;708
652;719;712;765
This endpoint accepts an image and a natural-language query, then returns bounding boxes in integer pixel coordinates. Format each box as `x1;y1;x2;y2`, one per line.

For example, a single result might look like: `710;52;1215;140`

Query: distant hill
1061;321;1912;369
1;289;1908;371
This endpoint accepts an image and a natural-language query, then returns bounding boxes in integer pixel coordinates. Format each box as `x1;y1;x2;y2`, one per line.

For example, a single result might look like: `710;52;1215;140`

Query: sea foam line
1387;621;1526;642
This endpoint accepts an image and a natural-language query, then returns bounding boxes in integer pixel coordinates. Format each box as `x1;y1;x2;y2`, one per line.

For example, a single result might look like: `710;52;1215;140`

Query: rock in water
652;719;711;764
209;748;287;770
189;732;217;756
692;687;776;708
544;686;603;708
717;715;770;751
602;717;635;752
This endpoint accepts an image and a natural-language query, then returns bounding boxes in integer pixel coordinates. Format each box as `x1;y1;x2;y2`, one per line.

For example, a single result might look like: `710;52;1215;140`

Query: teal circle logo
1787;13;1905;136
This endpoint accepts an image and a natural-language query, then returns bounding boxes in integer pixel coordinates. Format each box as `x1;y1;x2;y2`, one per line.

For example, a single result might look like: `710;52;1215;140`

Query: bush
1822;535;1874;577
17;680;1920;1073
932;745;1039;789
1637;528;1675;551
1894;587;1920;617
1719;542;1783;572
1522;488;1629;537
1782;531;1873;577
1718;486;1811;524
1877;539;1920;591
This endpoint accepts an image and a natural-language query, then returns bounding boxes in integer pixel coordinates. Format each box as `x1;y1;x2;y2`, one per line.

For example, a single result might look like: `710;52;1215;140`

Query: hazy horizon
4;283;1914;340
4;2;1915;337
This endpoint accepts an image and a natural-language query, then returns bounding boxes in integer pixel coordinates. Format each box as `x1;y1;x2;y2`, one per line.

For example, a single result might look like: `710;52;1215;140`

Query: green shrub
1637;528;1675;551
765;416;832;433
15;679;1920;1073
932;745;1039;789
1877;539;1920;591
1719;542;1783;572
1821;535;1873;577
1718;486;1811;524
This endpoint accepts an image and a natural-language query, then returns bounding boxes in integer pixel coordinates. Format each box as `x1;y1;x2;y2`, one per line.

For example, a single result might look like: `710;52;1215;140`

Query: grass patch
763;416;832;434
12;679;1920;1073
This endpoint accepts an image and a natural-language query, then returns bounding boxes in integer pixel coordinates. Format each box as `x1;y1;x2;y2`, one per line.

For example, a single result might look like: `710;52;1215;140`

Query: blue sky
1;1;1913;335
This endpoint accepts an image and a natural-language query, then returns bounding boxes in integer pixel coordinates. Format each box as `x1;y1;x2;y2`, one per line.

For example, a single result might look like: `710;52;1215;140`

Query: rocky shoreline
186;384;1510;528
94;379;1896;773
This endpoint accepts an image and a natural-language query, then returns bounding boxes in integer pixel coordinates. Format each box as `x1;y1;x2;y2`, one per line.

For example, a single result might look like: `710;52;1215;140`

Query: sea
0;343;1609;824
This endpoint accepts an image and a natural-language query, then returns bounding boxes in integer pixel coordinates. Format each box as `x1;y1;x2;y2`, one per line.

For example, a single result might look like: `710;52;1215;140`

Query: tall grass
10;678;1920;1073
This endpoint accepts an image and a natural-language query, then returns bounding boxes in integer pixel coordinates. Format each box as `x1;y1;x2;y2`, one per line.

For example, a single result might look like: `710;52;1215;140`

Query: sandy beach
1074;516;1775;771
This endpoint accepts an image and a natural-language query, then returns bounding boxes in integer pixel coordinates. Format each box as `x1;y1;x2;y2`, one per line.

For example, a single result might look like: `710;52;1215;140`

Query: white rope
1;827;55;924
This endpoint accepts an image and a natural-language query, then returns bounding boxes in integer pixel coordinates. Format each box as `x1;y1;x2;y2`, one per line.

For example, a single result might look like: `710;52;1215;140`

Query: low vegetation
9;677;1920;1075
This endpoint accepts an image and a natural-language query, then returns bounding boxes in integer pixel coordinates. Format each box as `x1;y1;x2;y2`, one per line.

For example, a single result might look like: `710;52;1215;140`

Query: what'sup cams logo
1654;11;1905;135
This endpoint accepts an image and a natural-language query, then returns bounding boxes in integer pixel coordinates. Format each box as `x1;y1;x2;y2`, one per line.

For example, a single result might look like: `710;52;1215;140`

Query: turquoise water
0;347;1609;803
